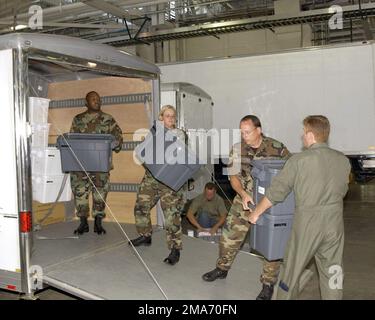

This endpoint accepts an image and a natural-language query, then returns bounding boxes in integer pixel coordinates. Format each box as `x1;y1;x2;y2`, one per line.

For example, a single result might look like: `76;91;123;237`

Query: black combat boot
163;248;180;265
202;268;228;282
128;235;152;247
94;215;106;235
74;217;89;235
256;284;274;300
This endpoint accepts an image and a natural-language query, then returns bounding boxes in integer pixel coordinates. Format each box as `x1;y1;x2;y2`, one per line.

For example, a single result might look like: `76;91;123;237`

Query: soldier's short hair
303;115;330;143
159;105;177;123
240;115;262;128
204;182;217;191
86;91;100;101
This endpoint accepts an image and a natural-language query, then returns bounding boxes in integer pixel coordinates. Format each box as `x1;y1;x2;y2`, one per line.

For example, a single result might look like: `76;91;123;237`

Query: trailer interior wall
26;57;159;225
27;54;163;227
159;42;375;153
46;75;157;224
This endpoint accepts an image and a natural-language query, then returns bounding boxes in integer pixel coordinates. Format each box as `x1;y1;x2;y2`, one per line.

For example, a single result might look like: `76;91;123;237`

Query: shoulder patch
101;112;113;120
232;142;242;151
272;140;282;148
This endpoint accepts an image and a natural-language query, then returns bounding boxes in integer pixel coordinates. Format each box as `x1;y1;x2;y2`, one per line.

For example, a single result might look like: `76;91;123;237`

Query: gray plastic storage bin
250;213;293;261
57;133;115;173
251;159;295;216
135;121;201;191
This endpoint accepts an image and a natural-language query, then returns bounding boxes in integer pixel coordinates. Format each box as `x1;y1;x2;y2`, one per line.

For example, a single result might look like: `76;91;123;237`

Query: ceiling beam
97;2;375;46
81;0;142;19
0;19;127;29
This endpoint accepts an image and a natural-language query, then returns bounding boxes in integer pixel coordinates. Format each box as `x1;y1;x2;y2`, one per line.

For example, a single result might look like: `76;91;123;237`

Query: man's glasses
241;127;258;136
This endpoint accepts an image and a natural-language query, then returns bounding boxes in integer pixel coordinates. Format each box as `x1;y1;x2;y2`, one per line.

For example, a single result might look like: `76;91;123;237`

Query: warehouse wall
45;77;157;225
135;0;312;63
159;42;375;154
175;25;311;62
135;25;312;64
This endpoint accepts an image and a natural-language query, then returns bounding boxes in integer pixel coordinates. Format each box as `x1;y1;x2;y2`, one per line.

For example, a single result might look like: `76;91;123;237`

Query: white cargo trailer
0;33;267;300
0;33;160;299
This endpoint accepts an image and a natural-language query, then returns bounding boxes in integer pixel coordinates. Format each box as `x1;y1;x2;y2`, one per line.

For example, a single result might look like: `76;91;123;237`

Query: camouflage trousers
217;195;281;285
70;172;109;218
134;170;184;250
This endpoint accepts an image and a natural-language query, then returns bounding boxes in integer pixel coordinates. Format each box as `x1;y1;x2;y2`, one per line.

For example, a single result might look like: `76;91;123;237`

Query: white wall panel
0;215;20;271
0;49;18;215
160;43;375;153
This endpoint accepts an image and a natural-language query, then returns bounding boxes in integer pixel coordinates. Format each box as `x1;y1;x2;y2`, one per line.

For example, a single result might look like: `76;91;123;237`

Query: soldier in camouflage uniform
129;105;185;266
70;91;123;235
202;115;290;300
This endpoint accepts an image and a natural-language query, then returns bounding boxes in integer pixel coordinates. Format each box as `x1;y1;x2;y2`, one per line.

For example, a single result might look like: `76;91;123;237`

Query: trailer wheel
19;293;40;300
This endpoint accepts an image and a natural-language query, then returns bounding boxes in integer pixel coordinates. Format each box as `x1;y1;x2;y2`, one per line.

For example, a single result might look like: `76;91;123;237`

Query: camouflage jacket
227;135;291;195
70;110;123;153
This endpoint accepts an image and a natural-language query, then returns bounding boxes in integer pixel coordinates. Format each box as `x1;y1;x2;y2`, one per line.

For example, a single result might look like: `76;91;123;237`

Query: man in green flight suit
70;91;123;235
248;115;351;300
202;115;291;300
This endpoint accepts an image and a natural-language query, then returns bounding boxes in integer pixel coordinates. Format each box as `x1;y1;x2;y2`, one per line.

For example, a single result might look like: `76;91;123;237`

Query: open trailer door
0;47;35;298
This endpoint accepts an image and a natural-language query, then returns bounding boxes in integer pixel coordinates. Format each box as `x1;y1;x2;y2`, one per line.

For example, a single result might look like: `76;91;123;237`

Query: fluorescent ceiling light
10;25;28;31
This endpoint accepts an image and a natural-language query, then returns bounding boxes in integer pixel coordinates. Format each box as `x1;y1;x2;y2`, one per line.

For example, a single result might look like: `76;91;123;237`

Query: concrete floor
298;179;375;300
1;180;374;300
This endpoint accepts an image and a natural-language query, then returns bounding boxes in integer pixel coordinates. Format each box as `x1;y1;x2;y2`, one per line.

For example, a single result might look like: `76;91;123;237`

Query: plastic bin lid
57;133;116;148
268;168;282;174
136;121;199;166
252;159;286;170
60;133;114;141
251;159;287;179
